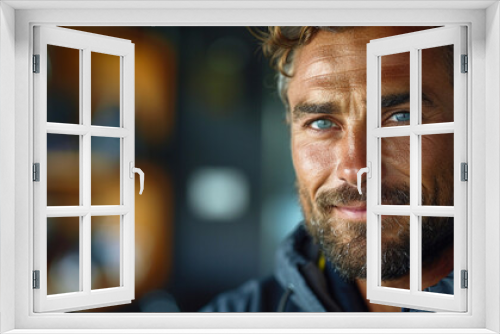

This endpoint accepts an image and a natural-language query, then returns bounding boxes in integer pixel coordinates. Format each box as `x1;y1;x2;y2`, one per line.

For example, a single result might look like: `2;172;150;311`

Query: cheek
421;135;454;179
381;137;410;176
292;140;337;185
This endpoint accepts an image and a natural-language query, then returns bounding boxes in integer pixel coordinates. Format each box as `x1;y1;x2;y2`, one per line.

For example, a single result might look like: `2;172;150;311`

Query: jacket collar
274;223;344;312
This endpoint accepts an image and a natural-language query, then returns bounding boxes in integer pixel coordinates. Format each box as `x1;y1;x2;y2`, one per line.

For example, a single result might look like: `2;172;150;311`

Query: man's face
288;27;454;281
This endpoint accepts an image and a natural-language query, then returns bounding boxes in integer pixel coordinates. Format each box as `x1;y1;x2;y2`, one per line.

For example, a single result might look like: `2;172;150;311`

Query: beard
299;181;454;282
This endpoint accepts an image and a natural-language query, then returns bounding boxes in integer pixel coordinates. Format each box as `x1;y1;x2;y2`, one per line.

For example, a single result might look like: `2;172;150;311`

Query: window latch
129;162;144;195
461;270;468;289
461;54;468;73
357;162;371;195
33;163;40;182
33;54;40;73
33;270;40;289
461;163;468;181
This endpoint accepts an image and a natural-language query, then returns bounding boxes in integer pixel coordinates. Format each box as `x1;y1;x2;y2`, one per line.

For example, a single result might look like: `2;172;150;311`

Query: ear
285;110;292;125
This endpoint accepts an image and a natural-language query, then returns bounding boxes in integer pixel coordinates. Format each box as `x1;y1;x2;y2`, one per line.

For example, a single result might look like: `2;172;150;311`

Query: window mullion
82;214;91;293
409;48;420;294
373;205;454;216
373;123;454;138
82;47;92;294
90;126;129;138
45;206;128;217
89;205;130;216
413;123;454;135
79;46;84;293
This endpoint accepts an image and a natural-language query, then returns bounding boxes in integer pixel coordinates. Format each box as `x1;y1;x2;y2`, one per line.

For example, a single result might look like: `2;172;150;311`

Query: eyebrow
381;93;434;108
292;93;435;121
292;102;341;121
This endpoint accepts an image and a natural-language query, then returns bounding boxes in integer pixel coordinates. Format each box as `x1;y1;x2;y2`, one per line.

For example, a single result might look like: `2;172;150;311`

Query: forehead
287;27;431;106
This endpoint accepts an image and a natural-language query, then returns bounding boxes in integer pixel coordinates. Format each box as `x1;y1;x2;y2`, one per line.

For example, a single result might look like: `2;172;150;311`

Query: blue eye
389;112;410;122
310;119;336;130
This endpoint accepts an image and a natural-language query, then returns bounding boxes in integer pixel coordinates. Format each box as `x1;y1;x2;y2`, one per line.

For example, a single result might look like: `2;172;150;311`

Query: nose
335;126;367;188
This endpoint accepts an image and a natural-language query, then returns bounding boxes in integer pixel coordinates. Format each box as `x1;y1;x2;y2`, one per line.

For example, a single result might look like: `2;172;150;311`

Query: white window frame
0;1;498;333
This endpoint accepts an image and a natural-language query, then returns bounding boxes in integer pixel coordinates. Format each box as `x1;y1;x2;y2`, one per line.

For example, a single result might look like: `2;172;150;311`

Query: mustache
316;183;410;214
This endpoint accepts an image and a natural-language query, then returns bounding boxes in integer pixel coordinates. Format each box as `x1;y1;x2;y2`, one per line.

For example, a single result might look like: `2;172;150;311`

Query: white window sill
3;329;498;334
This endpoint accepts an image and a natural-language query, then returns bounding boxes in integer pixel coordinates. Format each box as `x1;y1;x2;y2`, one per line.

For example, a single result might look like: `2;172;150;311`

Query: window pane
421;216;454;295
47;134;80;206
91;52;121;127
381;136;410;205
47;45;80;124
421;134;454;206
380;52;410;128
47;217;80;295
380;215;410;290
421;46;454;124
91;216;120;290
91;136;121;205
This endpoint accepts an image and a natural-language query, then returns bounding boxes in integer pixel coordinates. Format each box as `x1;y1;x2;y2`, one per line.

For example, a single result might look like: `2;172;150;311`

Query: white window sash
366;26;468;312
33;26;136;313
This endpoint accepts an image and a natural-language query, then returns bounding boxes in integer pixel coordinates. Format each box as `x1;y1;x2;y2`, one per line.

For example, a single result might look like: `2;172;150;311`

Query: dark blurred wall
47;26;301;313
169;27;264;311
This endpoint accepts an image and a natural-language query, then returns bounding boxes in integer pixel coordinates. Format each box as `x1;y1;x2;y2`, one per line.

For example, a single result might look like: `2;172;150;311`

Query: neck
356;245;454;312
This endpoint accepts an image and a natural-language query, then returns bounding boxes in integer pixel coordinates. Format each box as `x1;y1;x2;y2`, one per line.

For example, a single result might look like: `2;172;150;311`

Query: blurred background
45;27;302;312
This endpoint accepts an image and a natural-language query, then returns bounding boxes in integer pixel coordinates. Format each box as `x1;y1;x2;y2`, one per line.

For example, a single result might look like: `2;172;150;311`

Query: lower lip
334;206;367;220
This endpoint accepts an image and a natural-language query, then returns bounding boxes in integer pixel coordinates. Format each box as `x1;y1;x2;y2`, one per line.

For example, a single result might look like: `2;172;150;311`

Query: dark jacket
200;223;368;312
200;223;454;312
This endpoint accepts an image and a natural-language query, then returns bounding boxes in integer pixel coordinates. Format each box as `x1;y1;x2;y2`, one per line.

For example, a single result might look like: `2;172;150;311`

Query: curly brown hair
250;26;350;112
251;27;354;77
251;27;320;77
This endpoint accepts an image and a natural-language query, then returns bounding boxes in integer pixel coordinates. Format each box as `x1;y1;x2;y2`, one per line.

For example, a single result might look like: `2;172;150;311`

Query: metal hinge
461;54;468;73
461;162;468;181
33;270;40;289
33;54;40;73
33;163;40;182
461;270;468;289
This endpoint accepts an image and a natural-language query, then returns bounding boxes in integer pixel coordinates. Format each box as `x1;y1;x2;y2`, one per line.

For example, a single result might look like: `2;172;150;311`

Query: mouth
332;203;367;220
